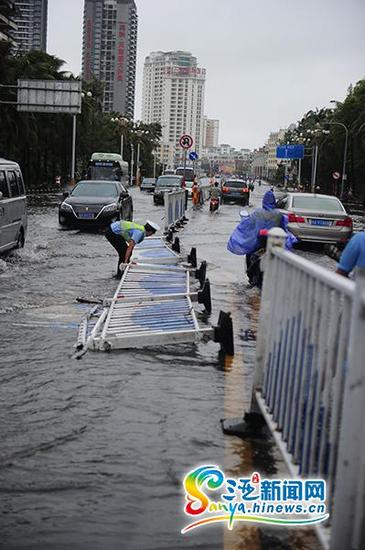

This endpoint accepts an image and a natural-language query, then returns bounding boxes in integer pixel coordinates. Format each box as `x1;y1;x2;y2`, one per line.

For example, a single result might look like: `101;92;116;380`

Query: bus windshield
88;166;121;181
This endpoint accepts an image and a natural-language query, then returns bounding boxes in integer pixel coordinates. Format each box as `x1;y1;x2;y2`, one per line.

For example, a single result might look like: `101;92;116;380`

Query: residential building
0;1;18;47
142;50;206;164
12;0;47;52
82;0;138;117
266;129;286;178
203;117;219;148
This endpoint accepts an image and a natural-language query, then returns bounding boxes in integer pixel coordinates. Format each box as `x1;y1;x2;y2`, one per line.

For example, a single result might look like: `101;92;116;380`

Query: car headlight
101;203;118;213
60;202;72;211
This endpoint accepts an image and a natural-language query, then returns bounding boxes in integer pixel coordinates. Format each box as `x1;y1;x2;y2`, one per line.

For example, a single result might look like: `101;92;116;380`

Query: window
0;171;9;198
15;171;25;195
7;171;20;197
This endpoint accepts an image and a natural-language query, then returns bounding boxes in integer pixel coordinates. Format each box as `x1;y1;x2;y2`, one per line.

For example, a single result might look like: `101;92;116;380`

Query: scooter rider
105;219;160;277
209;181;221;212
210;181;221;200
227;189;296;286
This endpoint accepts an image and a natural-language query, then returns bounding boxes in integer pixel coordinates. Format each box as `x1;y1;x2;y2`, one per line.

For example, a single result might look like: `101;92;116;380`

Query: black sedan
221;179;250;205
153;175;185;205
58;180;133;227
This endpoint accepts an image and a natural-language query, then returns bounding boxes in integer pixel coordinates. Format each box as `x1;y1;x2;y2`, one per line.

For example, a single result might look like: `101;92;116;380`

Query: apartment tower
203;117;219;148
142;51;206;166
82;0;138;117
12;0;48;52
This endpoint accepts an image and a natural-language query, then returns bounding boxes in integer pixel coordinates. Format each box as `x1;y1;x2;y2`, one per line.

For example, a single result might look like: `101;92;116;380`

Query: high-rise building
12;0;48;52
82;0;138;117
203;117;219;148
142;51;206;165
0;1;18;47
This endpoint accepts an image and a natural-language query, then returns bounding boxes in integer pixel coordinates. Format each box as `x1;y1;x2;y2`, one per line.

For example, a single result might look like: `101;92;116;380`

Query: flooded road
0;182;350;550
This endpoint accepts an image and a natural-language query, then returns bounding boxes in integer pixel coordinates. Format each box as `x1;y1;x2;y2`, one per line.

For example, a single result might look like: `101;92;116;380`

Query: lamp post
325;121;349;199
111;116;129;159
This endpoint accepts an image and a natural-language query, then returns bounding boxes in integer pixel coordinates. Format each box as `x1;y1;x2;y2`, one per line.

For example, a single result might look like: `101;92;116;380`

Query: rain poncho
227;190;297;255
262;189;276;211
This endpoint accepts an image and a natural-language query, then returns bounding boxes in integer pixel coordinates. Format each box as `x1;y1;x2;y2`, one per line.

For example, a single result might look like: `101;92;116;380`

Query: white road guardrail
164;188;186;232
224;228;365;550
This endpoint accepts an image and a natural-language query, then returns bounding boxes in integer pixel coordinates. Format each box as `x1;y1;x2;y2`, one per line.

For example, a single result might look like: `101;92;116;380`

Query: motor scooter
246;229;268;288
209;196;220;213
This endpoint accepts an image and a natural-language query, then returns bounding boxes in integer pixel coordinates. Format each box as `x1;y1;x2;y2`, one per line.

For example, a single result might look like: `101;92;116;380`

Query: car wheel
16;228;25;249
58;214;67;226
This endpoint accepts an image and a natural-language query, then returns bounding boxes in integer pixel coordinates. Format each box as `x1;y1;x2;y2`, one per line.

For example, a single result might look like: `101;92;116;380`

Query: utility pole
71;114;77;185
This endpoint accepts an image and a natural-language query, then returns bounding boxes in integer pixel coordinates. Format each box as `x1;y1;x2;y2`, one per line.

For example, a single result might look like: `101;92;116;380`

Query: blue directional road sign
276;144;305;159
189;151;199;161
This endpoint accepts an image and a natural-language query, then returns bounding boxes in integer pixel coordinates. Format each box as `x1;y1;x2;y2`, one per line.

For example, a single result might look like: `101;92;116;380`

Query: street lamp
324;121;349;199
111;116;129;160
131;127;150;186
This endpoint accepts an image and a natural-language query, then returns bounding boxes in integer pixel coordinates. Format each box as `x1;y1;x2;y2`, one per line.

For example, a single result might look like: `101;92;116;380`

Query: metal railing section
251;229;365;550
164;189;186;232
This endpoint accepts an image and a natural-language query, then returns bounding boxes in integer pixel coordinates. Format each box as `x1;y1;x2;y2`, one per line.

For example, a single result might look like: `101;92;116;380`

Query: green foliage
0;50;161;188
283;80;365;199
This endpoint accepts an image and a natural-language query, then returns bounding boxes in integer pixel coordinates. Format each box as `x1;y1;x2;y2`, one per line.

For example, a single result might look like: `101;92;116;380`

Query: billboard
17;80;82;114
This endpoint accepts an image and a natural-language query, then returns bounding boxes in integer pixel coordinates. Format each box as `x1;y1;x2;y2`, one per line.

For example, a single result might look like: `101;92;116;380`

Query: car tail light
222;186;229;193
335;217;353;228
243;188;249;193
288;213;306;223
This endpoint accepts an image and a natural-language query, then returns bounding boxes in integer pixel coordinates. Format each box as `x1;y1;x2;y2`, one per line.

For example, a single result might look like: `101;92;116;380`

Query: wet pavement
1;182;360;550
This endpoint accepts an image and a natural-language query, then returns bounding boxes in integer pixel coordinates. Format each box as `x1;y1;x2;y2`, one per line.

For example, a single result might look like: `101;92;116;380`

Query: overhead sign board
17;80;82;114
276;144;305;160
189;151;199;161
179;134;194;149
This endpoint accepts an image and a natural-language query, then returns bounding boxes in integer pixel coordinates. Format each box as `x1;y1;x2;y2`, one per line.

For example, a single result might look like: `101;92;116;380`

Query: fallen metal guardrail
222;228;365;550
164;188;187;233
75;238;234;357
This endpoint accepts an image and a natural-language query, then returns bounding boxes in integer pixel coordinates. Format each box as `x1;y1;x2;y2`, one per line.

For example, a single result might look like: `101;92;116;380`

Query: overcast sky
48;0;365;149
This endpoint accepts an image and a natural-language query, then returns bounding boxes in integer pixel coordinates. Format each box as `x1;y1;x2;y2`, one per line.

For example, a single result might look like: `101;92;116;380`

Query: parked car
221;179;250;205
276;193;353;244
58;180;133;227
0;158;27;253
140;177;156;192
153;175;185;205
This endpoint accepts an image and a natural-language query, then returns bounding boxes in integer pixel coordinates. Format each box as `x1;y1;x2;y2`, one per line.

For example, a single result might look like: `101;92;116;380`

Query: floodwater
1;182;360;550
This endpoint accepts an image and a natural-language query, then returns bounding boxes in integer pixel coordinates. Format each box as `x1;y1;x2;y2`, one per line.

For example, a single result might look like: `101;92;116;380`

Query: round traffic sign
179;134;194;149
189;151;198;161
332;171;341;180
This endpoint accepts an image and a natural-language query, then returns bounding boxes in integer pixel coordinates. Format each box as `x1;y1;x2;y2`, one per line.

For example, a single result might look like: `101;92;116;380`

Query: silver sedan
276;193;353;244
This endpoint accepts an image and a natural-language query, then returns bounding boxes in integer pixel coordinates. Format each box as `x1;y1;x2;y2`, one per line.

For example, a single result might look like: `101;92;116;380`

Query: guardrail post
330;267;365;550
221;227;287;436
251;227;287;408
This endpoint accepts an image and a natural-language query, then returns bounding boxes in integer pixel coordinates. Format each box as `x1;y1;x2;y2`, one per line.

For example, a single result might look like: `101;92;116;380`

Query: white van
0;158;27;253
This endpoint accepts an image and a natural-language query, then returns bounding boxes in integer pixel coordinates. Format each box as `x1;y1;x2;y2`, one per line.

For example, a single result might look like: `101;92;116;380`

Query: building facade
203;117;219;148
251;147;268;178
142;50;206;166
201;144;252;175
82;0;138;117
0;1;18;46
12;0;47;52
266;129;286;177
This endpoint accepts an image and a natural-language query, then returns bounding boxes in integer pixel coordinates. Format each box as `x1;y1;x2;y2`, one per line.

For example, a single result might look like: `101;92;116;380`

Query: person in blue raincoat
227;189;296;286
